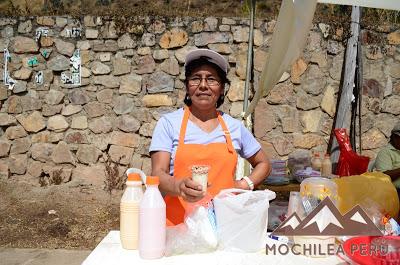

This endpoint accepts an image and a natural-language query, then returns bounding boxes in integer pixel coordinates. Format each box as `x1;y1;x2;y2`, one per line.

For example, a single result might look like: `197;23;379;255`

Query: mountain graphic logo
272;197;383;236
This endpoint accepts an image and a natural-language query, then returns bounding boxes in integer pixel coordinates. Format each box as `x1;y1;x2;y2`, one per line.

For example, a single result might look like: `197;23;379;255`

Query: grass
0;1;398;34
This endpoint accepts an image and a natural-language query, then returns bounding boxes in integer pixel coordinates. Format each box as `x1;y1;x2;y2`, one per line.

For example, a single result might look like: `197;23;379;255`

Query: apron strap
217;112;235;153
178;107;191;146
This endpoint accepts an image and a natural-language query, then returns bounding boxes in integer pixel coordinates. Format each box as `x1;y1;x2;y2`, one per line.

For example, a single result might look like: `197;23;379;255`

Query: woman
375;121;400;198
149;49;271;225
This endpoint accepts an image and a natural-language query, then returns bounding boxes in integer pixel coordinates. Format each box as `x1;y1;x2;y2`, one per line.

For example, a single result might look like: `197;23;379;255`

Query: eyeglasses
188;76;221;87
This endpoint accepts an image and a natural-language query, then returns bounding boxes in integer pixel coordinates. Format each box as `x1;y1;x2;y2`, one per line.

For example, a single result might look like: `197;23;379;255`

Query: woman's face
186;64;223;111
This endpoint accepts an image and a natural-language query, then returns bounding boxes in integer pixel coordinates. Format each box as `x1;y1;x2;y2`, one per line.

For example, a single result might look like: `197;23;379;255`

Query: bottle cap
314;152;320;157
127;173;141;181
324;153;330;158
146;176;160;185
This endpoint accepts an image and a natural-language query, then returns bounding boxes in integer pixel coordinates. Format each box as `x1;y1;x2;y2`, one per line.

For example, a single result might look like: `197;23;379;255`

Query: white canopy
318;0;400;11
244;0;317;117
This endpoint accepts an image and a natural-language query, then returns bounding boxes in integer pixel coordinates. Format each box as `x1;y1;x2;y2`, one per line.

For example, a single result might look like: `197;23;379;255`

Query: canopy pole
357;7;363;154
236;0;256;181
243;0;256;113
330;6;361;169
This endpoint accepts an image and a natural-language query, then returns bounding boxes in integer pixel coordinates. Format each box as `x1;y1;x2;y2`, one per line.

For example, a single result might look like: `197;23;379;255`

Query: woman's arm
383;168;400;182
151;151;179;195
151;151;205;202
375;148;400;182
235;149;271;190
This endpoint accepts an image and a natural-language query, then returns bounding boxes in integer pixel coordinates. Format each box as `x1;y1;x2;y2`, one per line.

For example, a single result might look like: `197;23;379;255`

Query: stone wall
0;16;399;187
254;25;400;160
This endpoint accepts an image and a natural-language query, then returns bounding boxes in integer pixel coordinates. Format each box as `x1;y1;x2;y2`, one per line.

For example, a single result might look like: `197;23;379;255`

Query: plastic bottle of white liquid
139;176;166;259
321;153;332;177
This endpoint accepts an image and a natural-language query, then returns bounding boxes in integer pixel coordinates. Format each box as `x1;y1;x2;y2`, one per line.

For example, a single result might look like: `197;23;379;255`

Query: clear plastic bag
165;205;218;256
287;150;311;180
268;200;288;231
360;198;400;236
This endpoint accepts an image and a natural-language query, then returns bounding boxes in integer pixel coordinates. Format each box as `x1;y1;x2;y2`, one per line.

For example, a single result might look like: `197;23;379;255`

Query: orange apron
164;107;238;225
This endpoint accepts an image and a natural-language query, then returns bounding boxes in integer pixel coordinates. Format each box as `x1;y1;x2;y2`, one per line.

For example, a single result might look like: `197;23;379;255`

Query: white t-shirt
149;108;261;175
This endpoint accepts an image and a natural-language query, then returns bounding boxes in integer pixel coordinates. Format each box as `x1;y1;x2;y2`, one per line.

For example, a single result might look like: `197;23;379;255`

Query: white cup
191;165;209;192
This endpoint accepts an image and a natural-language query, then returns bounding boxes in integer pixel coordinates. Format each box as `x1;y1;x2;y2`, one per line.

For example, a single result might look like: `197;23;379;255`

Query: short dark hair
184;58;229;108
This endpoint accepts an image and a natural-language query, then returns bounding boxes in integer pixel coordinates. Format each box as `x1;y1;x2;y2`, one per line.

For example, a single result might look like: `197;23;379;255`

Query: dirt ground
0;179;122;249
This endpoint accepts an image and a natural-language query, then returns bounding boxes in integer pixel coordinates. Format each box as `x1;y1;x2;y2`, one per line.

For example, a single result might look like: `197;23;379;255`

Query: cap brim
184;49;228;74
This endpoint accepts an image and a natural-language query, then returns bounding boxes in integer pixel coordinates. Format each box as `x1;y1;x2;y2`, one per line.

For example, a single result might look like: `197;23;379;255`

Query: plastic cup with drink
191;165;209;193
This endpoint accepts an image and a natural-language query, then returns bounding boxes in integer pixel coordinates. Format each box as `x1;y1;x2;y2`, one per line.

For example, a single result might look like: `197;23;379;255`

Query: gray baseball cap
391;121;400;136
184;49;228;74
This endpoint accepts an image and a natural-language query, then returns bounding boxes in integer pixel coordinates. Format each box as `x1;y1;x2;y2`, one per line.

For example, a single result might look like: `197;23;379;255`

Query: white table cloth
82;231;346;265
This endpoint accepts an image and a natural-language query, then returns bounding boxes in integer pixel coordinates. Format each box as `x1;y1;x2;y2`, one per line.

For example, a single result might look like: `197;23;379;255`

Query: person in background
149;49;271;225
375;121;400;196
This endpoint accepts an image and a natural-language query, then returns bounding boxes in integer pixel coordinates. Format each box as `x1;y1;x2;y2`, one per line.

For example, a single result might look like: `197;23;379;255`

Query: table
259;182;301;193
258;182;300;201
81;231;345;265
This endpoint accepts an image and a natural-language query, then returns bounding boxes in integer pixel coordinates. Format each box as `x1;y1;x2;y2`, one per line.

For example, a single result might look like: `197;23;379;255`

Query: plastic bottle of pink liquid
139;176;166;259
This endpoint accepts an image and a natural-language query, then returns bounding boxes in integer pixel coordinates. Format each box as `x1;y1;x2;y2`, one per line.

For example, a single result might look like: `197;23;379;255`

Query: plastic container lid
127;173;141;182
146;176;160;185
301;176;336;188
300;177;338;203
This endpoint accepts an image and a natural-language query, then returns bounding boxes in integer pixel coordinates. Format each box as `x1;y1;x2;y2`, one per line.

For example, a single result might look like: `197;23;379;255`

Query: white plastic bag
165;205;218;256
213;188;276;252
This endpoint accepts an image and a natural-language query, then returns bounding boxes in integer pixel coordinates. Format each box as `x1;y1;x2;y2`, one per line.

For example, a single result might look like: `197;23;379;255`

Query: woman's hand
176;178;205;202
234;179;250;190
